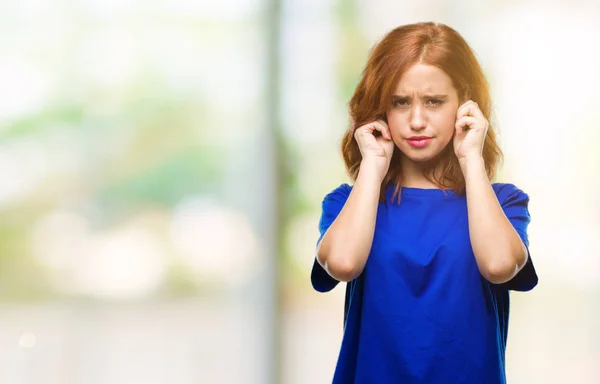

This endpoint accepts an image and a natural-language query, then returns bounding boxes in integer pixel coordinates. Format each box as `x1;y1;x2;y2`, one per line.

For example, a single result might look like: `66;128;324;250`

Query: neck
399;156;445;189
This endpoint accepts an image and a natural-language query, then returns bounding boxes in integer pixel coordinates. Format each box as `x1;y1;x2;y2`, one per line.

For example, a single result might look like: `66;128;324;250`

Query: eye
392;98;409;107
427;99;444;107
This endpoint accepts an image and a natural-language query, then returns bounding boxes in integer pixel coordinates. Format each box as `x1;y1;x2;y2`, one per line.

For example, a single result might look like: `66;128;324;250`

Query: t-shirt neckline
385;184;459;198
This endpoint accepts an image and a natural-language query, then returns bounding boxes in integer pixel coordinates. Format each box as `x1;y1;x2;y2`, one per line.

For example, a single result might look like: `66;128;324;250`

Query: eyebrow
392;94;449;99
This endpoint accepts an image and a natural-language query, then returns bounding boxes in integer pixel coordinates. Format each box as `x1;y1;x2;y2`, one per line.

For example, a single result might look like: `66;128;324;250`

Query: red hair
341;22;503;202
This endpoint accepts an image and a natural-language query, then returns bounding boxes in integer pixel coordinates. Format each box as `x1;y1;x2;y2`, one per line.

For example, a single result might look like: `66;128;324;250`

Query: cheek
435;111;458;136
386;110;401;125
387;110;456;133
385;112;402;137
386;110;410;129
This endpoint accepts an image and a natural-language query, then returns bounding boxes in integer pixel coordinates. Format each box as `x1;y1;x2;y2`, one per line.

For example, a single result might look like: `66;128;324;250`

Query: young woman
311;22;538;383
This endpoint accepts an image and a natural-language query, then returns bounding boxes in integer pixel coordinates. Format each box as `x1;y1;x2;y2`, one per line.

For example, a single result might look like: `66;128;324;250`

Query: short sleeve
310;183;352;293
493;183;538;291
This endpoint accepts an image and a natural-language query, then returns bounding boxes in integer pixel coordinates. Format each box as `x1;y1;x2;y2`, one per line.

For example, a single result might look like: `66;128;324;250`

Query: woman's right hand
354;120;395;180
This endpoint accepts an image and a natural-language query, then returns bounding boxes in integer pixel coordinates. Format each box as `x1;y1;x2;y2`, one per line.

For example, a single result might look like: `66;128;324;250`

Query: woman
311;22;538;383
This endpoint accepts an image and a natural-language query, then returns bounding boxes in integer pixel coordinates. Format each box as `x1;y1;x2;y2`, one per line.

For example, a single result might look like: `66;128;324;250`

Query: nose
409;104;427;131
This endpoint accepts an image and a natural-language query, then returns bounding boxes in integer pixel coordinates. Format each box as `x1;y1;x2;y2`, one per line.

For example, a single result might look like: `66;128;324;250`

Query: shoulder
318;183;353;230
492;182;530;206
322;183;353;203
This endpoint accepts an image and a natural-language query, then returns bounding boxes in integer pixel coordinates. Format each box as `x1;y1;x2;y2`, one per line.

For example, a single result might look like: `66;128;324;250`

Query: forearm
317;160;382;282
462;158;528;284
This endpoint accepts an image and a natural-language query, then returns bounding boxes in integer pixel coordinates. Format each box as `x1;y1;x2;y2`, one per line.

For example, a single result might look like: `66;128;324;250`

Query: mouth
407;136;432;148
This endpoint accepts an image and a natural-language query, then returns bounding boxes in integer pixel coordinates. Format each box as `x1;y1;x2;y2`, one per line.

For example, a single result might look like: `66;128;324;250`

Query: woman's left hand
453;100;489;163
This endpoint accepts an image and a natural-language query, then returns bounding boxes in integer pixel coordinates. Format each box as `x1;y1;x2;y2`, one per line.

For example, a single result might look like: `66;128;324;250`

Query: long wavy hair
341;22;503;203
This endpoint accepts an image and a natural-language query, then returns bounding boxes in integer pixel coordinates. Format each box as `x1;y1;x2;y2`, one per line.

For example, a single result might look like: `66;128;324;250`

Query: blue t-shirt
311;183;538;383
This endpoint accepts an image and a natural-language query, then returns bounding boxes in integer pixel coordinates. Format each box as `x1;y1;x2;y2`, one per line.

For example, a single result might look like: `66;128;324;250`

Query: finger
373;120;392;140
456;100;475;119
455;116;477;135
457;101;484;120
357;123;377;139
356;120;390;140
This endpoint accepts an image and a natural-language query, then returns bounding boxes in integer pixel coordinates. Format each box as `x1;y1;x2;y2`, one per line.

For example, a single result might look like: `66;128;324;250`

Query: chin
408;154;438;163
401;148;443;163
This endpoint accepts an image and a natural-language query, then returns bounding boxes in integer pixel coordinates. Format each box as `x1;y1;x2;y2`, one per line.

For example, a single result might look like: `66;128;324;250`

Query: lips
407;136;432;148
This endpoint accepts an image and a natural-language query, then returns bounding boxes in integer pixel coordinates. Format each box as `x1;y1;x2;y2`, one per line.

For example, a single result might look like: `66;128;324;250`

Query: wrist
359;157;387;184
460;155;487;181
459;155;485;171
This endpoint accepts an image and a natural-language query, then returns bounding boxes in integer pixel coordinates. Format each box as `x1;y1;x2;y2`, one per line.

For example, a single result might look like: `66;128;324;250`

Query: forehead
394;64;455;95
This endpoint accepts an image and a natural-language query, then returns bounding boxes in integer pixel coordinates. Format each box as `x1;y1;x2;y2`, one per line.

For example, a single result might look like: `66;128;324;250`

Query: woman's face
387;64;461;163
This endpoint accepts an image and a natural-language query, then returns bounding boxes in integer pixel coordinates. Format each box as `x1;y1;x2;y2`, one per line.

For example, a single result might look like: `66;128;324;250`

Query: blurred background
0;0;598;383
